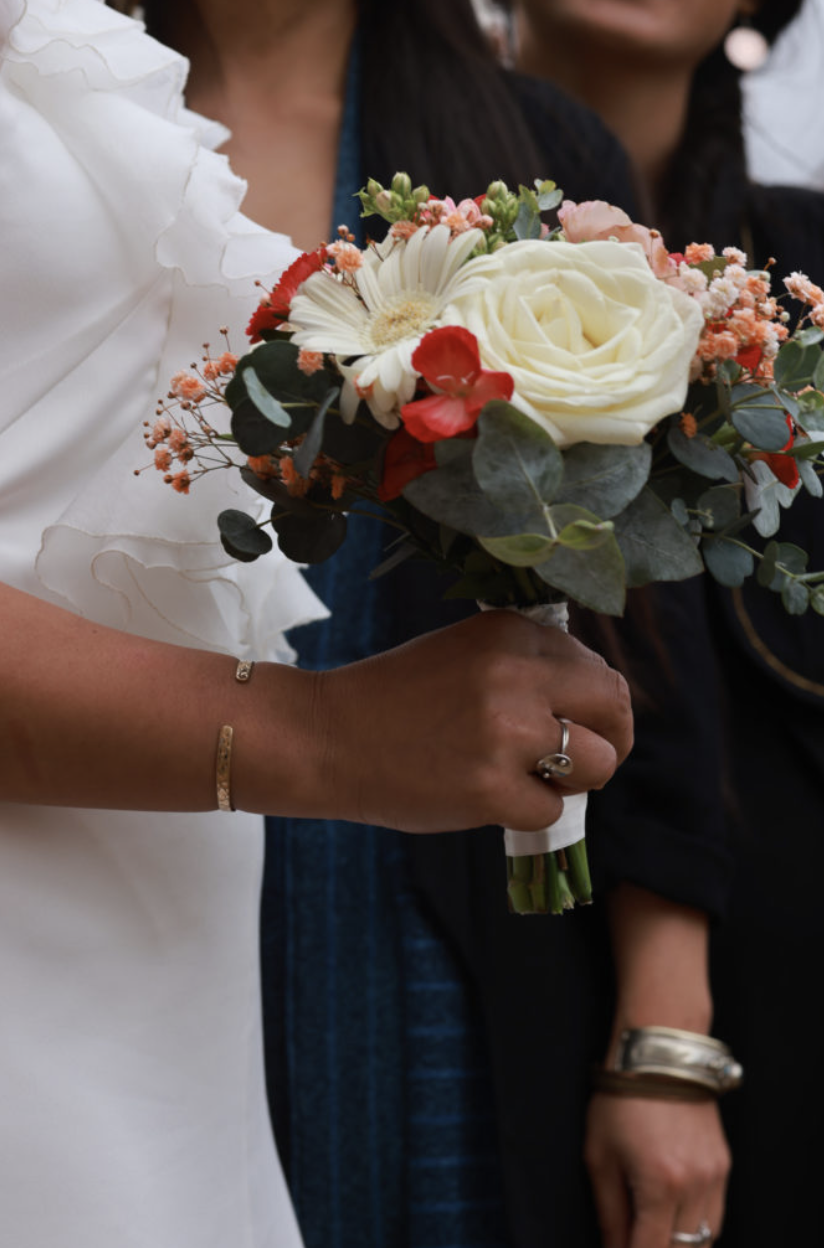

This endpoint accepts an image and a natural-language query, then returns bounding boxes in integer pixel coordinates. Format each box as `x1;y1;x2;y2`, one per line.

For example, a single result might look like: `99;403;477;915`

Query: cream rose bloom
441;238;704;447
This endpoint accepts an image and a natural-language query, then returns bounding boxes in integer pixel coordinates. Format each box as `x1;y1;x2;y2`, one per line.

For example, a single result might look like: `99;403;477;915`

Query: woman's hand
1;586;630;828
585;884;731;1248
271;608;633;832
585;1095;730;1248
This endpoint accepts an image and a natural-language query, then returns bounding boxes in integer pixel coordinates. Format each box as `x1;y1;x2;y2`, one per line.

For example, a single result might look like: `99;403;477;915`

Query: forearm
1;581;632;829
0;582;324;814
604;882;712;1062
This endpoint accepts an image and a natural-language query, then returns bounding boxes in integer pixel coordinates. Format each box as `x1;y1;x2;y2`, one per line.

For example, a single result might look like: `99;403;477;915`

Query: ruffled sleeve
0;0;326;660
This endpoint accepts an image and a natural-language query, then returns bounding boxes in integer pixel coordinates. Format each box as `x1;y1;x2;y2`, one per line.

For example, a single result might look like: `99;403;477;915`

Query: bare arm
0;582;632;830
585;885;730;1248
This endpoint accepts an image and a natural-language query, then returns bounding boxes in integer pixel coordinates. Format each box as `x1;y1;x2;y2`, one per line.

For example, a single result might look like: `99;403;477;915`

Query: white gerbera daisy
288;224;487;426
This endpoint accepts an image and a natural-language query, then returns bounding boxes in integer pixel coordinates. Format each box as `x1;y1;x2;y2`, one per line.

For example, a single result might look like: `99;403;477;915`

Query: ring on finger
671;1222;712;1246
534;717;574;780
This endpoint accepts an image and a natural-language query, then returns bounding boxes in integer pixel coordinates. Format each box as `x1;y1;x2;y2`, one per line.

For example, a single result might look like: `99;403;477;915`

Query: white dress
0;2;325;1244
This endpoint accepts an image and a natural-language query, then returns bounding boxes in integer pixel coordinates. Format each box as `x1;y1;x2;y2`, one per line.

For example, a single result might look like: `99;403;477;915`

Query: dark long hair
658;0;804;247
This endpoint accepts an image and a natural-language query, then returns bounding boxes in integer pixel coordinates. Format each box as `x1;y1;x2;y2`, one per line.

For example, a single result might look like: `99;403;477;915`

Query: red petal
411;326;482;395
378;428;437;501
736;344;763;374
465;369;514;416
765;453;800;489
401;392;479;442
247;247;328;340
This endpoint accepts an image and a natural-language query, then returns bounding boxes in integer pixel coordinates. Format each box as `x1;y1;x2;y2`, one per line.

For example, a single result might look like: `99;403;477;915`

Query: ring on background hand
535;717;574;780
671;1223;712;1246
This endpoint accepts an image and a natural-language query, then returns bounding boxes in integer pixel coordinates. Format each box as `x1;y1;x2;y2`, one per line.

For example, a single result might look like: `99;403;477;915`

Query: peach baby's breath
169;371;206;402
685;243;715;265
297;348;324;376
327;241;364;273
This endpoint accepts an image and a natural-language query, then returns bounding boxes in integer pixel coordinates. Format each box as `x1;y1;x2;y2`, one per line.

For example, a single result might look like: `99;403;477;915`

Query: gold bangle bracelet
215;660;256;812
216;725;234;812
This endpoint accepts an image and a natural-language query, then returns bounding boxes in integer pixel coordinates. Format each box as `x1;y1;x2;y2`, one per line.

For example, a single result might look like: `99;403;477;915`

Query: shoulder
502;70;639;214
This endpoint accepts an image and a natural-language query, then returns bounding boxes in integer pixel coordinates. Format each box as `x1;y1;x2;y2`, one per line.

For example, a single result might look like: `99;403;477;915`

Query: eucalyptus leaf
696;484;741;531
702;537;754;587
404;454;524;537
781;579;810;615
730;389;791;451
757;542;779;589
797;403;824;434
554;441;650;518
227;340;337;411
813;350;824;392
293;385;340;478
810;585;824;616
549;503;615;551
243;367;292;428
478;532;557;567
271;509;347;564
473;401;563;519
535;534;626;616
613;487;703;587
667;427;739;482
794;326;824;348
797;453;824;497
773;339;817;390
217;509;273;562
231;400;287;457
671;498;690;526
513;201;542;240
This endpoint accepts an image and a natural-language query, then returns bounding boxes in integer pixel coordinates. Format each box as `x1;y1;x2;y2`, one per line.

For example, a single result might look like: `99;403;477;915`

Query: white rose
441;238;704;447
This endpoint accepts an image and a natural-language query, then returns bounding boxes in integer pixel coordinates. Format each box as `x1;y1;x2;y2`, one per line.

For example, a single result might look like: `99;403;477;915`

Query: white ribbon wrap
479;600;588;856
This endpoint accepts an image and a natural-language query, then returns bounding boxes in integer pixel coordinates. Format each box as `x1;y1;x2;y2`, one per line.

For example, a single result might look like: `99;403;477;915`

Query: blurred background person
481;1;824;1244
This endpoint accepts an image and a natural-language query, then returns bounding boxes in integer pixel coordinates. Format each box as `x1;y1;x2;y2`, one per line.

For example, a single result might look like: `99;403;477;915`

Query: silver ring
671;1223;712;1246
535;718;574;780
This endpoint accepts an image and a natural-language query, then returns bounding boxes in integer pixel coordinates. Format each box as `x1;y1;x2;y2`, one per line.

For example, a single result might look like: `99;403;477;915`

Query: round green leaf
781;579;810;615
271;510;347;563
613;488;703;587
667;427;738;482
696;485;741;531
535;532;626;616
478;532;557;567
217;509;273;562
473;401;563;519
554;441;650;519
702;537;754;587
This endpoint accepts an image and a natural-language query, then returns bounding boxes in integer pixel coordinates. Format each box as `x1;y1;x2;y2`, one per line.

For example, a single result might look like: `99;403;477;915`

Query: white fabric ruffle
0;0;327;661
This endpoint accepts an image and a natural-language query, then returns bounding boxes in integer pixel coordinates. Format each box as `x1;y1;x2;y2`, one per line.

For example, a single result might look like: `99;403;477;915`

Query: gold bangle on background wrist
215;660;256;813
595;1025;744;1100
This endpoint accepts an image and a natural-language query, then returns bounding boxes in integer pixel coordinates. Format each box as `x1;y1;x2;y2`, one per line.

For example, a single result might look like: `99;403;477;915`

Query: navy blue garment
261;46;507;1248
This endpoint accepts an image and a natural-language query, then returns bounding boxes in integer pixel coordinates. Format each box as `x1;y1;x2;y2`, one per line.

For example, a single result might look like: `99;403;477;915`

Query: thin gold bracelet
215;660;255;812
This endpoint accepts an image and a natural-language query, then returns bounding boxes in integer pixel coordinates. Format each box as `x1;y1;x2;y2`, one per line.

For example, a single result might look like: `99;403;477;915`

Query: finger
673;1174;727;1248
532;718;619;794
628;1197;680;1248
588;1156;632;1248
529;633;633;764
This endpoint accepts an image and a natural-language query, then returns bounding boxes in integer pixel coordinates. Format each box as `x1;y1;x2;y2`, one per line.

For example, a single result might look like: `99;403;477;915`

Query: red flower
751;414;800;490
400;326;514;443
378;428;437;501
246;247;329;342
736;343;763;374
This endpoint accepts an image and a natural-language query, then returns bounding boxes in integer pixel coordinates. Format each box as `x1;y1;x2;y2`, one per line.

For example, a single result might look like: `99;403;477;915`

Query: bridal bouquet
145;174;824;913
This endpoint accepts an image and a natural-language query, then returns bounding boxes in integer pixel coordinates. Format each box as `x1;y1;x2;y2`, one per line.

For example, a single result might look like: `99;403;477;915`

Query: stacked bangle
594;1026;744;1100
215;659;255;813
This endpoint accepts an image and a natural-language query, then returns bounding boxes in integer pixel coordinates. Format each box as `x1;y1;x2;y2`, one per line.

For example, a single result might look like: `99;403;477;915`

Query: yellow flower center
368;293;438;349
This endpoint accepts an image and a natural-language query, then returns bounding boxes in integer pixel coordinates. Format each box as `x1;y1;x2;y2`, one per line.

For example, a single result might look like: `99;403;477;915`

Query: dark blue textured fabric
260;45;507;1248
